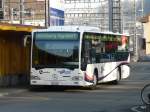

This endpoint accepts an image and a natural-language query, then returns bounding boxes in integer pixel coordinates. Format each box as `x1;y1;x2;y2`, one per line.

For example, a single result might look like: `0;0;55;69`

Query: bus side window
84;41;92;64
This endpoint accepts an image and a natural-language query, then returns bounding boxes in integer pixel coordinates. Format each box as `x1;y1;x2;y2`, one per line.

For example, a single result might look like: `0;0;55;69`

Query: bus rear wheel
112;69;121;85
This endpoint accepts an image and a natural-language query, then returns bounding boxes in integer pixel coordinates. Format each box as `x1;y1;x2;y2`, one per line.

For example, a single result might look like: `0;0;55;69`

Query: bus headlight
72;76;83;81
30;75;41;80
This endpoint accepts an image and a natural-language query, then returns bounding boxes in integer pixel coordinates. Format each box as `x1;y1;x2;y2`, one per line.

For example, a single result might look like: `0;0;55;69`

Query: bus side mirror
24;35;31;47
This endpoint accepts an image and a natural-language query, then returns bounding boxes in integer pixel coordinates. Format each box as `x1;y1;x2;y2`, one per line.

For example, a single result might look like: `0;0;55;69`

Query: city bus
30;26;130;89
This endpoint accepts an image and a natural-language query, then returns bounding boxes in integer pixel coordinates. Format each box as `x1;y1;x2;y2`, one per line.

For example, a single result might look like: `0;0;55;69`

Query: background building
1;0;65;26
2;0;122;33
64;0;109;32
2;0;45;26
0;0;146;59
64;0;121;33
141;15;150;55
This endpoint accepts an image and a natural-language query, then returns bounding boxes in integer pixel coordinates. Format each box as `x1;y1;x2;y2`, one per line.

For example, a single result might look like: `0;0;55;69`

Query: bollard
145;93;150;112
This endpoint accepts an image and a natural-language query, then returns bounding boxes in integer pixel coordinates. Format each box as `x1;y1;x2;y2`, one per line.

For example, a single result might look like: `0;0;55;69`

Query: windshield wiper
33;65;45;70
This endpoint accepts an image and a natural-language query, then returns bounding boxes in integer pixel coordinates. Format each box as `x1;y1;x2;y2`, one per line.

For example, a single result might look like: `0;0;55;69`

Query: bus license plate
51;82;59;85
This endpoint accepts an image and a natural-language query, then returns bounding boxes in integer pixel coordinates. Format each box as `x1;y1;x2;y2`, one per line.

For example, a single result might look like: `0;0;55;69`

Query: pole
45;0;50;28
48;0;50;26
133;0;139;61
121;0;124;33
45;0;47;27
142;0;144;17
19;0;24;24
8;0;11;20
11;8;13;23
0;0;4;20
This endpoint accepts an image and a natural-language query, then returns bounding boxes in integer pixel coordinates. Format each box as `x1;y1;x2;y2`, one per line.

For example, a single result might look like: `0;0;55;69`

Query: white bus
30;26;130;89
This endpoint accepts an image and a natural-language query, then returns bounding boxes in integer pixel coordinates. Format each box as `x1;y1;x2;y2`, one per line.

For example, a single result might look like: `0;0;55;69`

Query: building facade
2;0;45;26
141;15;150;55
64;0;122;33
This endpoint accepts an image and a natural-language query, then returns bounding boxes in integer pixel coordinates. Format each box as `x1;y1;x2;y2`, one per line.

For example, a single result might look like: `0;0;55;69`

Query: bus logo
52;74;58;80
58;70;71;74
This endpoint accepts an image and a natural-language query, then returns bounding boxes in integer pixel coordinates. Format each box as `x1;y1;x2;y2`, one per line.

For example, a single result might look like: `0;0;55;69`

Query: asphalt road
0;62;150;112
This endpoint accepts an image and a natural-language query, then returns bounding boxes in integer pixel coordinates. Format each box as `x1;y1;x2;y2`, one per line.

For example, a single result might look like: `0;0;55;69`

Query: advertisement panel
50;0;64;26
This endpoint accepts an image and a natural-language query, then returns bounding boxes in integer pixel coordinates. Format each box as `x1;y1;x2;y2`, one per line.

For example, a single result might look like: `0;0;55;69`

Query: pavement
131;105;146;112
139;55;150;62
0;87;149;112
0;86;148;112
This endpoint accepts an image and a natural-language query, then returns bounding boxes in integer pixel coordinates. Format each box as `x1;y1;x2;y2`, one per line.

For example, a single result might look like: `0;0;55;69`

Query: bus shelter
0;23;42;86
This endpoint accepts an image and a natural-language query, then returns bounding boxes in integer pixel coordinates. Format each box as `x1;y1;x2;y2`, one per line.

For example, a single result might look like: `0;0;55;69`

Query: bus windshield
32;32;80;69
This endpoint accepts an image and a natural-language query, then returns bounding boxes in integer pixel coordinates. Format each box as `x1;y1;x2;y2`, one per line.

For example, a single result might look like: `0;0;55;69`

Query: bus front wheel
88;75;98;90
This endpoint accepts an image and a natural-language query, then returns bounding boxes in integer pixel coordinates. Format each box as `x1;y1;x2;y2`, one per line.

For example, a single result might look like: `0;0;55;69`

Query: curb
0;93;9;97
0;89;27;97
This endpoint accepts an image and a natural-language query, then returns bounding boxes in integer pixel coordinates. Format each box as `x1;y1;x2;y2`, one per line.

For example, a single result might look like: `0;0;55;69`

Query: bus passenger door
82;41;92;64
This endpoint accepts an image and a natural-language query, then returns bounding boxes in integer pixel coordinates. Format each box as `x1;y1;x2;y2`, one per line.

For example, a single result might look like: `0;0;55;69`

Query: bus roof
32;26;130;36
33;26;100;32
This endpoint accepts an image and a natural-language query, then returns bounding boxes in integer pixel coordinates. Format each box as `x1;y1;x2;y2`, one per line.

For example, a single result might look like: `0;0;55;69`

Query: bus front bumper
30;79;92;87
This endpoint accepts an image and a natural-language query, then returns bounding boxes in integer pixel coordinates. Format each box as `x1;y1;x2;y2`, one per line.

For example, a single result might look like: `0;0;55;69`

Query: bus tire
87;75;97;90
29;85;38;91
